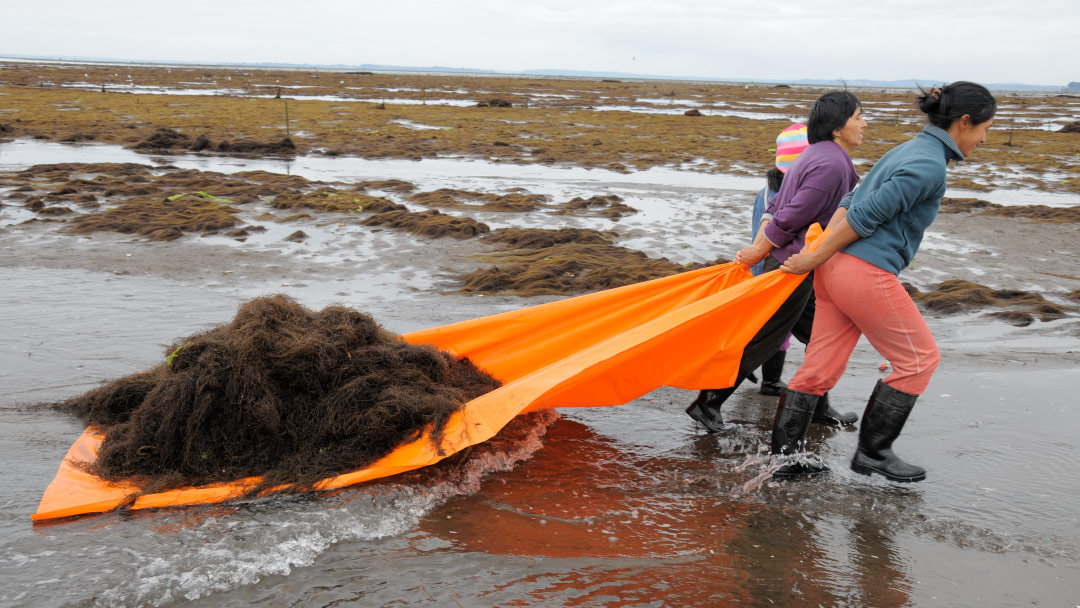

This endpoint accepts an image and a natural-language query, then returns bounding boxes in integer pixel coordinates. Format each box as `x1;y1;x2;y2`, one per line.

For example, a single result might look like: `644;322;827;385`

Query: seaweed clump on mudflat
459;228;695;296
361;208;490;239
68;195;242;241
553;194;638;220
904;279;1072;326
133;127;297;156
50;295;501;494
940;197;1080;223
483;227;615;249
457;227;730;296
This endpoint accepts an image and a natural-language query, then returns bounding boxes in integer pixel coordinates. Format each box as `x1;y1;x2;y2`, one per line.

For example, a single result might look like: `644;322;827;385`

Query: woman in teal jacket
771;82;997;482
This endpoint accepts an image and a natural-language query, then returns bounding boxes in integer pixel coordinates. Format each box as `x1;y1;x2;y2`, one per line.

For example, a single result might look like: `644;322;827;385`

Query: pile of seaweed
484;227;615;249
134;127;297;156
453;227;732;296
459;228;700;296
69;194;242;241
553;194;638;220
270;190;400;214
904;279;1072;326
361;208;490;239
50;295;501;494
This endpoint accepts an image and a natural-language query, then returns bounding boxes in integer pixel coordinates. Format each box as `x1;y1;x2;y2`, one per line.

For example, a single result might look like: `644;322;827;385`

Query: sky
5;0;1077;86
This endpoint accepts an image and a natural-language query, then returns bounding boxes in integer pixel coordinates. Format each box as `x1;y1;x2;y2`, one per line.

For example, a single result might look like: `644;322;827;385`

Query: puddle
53;82;477;105
390;119;451;131
347;98;476;107
635;98;704;106
0;139;762;191
591;105;798;120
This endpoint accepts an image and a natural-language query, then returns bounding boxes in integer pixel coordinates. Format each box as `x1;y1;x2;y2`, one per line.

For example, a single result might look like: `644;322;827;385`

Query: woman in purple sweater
686;91;865;433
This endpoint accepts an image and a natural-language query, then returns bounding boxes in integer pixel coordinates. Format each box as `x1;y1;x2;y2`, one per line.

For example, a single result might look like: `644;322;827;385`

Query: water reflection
849;502;915;607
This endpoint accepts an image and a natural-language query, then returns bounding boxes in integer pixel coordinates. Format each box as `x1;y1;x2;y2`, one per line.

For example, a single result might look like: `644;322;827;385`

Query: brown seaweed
68;196;242;240
905;279;1072;324
459;242;689;296
361;209;490;239
48;295;501;494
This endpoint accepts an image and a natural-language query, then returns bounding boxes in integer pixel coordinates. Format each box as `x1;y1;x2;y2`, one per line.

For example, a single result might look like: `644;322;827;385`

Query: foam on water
1;404;557;607
99;412;555;605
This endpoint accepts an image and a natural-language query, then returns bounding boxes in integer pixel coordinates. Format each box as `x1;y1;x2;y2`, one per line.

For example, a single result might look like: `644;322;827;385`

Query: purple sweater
763;140;859;263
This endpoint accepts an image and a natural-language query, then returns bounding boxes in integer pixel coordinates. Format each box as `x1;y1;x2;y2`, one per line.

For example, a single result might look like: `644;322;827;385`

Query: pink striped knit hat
775;123;809;173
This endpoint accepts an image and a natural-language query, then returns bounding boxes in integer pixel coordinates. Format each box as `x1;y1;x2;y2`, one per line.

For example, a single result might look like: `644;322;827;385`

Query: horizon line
0;53;1072;92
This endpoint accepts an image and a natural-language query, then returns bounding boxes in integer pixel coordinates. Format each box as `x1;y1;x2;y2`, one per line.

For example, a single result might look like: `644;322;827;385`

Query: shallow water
0;264;1077;607
3;139;1079;210
1;142;1079;607
591;104;798;121
55;82;478;106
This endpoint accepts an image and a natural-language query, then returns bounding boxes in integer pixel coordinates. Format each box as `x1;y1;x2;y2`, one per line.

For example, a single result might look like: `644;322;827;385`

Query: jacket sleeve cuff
763;221;792;247
838;191;855;209
845;209;875;238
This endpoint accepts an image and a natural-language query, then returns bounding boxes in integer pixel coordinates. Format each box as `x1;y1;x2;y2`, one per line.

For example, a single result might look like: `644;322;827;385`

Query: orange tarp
33;227;823;522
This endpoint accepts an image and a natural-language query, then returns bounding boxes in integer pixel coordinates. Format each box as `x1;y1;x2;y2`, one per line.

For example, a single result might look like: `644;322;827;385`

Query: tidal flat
0;60;1078;608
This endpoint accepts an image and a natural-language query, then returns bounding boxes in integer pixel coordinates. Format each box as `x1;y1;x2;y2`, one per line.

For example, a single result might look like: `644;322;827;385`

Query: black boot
850;380;926;482
758;350;786;396
811;392;858;427
771;388;828;479
686;390;726;433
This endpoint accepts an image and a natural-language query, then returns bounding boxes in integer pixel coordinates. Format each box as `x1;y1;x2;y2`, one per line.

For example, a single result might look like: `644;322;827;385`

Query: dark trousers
709;256;816;401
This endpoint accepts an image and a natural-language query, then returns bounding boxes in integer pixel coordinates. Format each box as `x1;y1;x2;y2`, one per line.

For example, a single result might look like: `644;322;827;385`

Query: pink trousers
788;253;940;396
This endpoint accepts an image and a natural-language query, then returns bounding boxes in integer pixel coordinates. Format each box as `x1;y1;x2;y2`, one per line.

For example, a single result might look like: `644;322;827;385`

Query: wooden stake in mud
1006;98;1022;147
285;101;290;140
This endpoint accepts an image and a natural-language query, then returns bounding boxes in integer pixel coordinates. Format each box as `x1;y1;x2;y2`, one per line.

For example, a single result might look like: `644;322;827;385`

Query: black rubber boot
850;380;926;482
758;350;786;396
686;390;726;433
771;388;828;479
811;392;858;427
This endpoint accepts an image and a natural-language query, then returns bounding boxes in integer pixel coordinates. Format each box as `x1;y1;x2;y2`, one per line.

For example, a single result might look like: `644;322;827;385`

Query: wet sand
1;62;1079;607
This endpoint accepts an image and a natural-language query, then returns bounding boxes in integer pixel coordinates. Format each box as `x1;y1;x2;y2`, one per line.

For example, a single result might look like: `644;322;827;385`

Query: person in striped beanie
749;123;810;276
746;123;810;397
775;123;810;174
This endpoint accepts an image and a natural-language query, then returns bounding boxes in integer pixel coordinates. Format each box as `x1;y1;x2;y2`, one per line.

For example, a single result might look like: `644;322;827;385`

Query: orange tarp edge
33;227;825;522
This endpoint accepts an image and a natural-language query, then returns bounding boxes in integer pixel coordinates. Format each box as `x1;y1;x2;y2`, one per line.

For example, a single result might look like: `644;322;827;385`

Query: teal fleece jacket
839;125;964;275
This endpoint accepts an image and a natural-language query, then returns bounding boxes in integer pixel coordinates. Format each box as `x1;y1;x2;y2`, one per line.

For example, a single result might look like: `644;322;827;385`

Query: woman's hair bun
917;86;943;114
916;82;996;129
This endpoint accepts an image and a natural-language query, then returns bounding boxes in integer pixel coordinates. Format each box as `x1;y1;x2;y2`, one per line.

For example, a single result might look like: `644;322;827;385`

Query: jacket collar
922;125;965;162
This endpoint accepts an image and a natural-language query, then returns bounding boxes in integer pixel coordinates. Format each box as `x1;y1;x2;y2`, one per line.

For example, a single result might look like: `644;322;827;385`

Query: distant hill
521;69;1065;92
0;54;1068;92
783;78;1065;93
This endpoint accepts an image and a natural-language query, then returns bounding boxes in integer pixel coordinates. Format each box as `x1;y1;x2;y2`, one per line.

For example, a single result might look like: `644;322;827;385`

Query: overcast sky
5;0;1076;85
